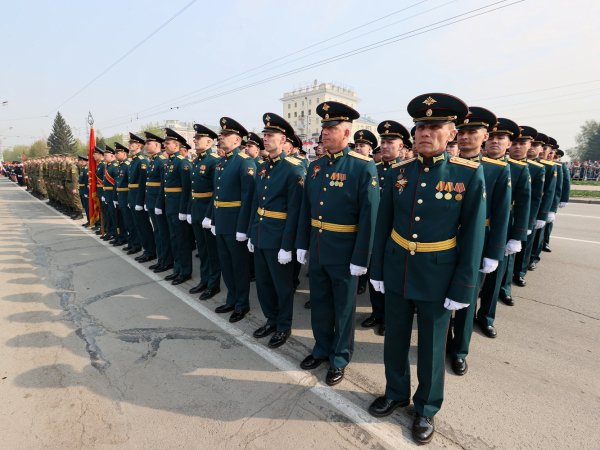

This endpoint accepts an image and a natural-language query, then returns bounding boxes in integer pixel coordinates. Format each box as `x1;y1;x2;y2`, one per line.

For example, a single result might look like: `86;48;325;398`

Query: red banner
87;128;100;226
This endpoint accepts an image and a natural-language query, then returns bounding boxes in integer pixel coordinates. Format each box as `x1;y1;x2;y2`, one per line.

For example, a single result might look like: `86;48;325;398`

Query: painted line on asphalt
12;182;413;450
560;213;600;219
552;236;600;245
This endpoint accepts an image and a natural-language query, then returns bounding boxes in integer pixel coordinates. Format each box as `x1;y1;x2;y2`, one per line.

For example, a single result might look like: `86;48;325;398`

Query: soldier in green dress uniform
93;147;105;234
247;112;305;348
77;155;90;226
368;93;486;445
296;101;379;386
114;143;139;252
542;138;563;252
103;146;120;243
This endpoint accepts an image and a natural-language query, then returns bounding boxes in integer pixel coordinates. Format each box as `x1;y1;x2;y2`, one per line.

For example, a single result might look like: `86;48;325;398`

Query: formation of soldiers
17;93;571;445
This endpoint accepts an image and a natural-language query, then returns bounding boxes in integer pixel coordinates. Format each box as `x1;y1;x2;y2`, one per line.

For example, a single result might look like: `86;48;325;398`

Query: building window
288;103;291;109
288;113;291;118
308;110;311;115
294;102;297;107
294;112;297;117
316;98;320;103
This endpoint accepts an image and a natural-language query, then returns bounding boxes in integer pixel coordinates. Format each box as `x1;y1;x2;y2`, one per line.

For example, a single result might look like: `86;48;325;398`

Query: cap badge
322;103;330;112
265;115;271;122
425;109;433;117
464;118;469;124
325;113;329;119
493;126;497;131
221;118;226;125
423;96;437;106
384;122;391;128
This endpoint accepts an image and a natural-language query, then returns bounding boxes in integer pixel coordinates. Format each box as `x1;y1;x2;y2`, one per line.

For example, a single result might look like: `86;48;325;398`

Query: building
281;80;377;145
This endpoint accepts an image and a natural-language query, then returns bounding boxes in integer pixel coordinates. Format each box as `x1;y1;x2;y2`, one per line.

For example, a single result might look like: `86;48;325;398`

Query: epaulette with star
392;157;417;169
527;160;544;168
238;152;249;159
449;156;480;169
285;157;301;166
482;156;508;167
508;158;527;166
348;150;370;161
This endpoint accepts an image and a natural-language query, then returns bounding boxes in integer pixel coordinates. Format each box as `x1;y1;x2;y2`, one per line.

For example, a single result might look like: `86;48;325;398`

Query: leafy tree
29;140;49;157
47;112;76;155
575;120;600;161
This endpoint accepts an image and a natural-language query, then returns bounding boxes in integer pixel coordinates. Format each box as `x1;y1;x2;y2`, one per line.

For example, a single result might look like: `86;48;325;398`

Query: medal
330;181;335;187
444;192;452;200
455;194;463;201
444;181;454;200
435;192;443;199
435;181;445;199
339;182;344;187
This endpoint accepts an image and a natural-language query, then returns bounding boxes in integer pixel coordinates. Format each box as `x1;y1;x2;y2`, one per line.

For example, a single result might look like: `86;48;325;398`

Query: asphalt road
0;178;598;450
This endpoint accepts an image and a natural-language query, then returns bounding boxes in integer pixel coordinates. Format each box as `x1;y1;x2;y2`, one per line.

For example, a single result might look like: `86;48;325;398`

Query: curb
569;198;600;205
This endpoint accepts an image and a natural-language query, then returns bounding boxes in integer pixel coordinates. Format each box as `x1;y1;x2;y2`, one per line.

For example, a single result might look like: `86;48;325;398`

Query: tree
47;112;76;155
29;140;49;157
575;120;600;161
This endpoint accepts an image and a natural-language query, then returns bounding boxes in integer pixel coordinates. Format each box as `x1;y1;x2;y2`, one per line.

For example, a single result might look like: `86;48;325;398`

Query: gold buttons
421;182;426;187
326;174;330;178
415;216;421;221
319;201;324;205
264;186;268;189
319;229;323;233
410;251;416;255
259;218;263;221
417;199;423;204
424;167;430;172
412;233;418;239
318;215;322;220
323;187;327;191
262;196;266;200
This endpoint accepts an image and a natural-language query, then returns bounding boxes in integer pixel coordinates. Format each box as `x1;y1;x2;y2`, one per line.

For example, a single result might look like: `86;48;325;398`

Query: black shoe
542;244;552;252
82;222;90;227
326;367;345;386
528;262;537;271
513;276;527;287
138;255;156;263
250;274;256;282
127;247;141;255
122;246;132;251
164;273;179;281
199;287;221;300
189;283;208;294
71;213;84;220
361;315;380;328
253;324;277;339
478;321;497;338
357;284;366;295
300;354;327;370
171;275;190;285
134;254;145;261
412;414;435;444
304;300;311;309
148;263;160;270
95;230;102;235
375;323;385;336
153;264;173;273
229;309;249;323
215;304;234;314
268;330;291;348
368;396;410;417
102;235;113;241
500;295;514;306
112;241;126;247
451;358;468;376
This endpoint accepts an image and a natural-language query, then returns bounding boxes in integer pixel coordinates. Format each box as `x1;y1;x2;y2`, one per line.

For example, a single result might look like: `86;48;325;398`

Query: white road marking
552;236;600;245
16;184;413;450
560;213;600;219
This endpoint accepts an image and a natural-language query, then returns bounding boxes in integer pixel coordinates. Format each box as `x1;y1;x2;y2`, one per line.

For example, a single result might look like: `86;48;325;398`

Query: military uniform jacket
376;158;402;194
96;161;105;195
65;163;79;192
188;150;220;222
156;152;192;215
289;154;309;171
116;160;131;208
78;165;89;196
506;158;531;242
144;154;167;210
480;156;512;261
537;160;558;221
248;153;305;251
127;153;148;208
207;148;256;235
296;147;380;268
103;161;119;202
370;153;486;304
560;162;571;203
551;162;563;213
526;159;545;230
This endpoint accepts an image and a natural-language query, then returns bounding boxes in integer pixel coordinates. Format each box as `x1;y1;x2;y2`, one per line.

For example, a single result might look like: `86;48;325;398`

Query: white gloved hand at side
480;257;499;274
235;232;247;242
444;298;470;311
349;264;368;276
527;229;532;236
535;220;546;229
202;217;211;229
135;205;143;211
101;196;105;202
144;205;148;211
155;208;162;215
210;225;216;236
247;240;254;253
178;213;186;221
113;201;118;208
547;212;556;223
370;279;385;293
505;239;522;256
277;249;292;264
186;214;192;224
296;249;307;265
558;202;568;208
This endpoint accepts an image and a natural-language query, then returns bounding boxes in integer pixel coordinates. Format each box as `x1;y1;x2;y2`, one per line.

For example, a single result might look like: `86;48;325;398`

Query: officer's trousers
530;223;546;264
80;193;89;221
216;234;250;312
192;222;220;290
166;214;193;277
133;208;156;256
384;294;451;418
308;261;357;369
500;252;516;299
479;258;507;327
254;248;294;331
155;212;173;267
119;204;139;247
516;229;538;278
450;272;483;359
543;221;554;247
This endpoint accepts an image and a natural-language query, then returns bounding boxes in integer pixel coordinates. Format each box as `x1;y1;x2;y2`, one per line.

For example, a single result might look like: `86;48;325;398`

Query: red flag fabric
87;128;100;226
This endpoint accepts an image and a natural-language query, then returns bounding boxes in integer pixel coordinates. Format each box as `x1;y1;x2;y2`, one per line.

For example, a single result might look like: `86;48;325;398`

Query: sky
1;0;599;153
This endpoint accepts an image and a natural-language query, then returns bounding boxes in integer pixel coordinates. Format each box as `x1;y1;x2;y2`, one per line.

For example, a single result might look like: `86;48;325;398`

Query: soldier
296;101;379;386
189;124;221;300
205;117;256;322
513;129;546;286
144;132;174;273
114;143;138;251
77;155;90;226
353;129;377;157
445;139;459;157
361;120;408;335
368;93;486;445
156;128;193;285
479;119;530;324
556;147;571;209
93;147;106;235
66;155;84;220
247;112;304;348
102;146;120;243
542;139;563;252
403;137;414;160
449;107;510;377
245;132;264;164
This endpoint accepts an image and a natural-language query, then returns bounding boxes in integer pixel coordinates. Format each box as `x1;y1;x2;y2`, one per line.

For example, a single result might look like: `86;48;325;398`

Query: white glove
113;201;118;208
178;213;186;221
83;194;88;198
236;232;247;242
535;220;546;230
527;229;532;236
559;202;567;208
350;264;368;276
444;298;470;311
277;249;292;264
547;212;556;223
144;205;148;211
101;196;105;202
247;239;254;253
297;249;307;265
480;257;499;274
155;208;163;215
186;214;192;224
202;217;211;229
504;239;522;256
135;205;143;211
370;279;385;293
210;225;216;236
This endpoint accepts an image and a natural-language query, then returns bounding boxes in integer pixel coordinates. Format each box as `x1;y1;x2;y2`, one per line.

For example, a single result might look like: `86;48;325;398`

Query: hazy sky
1;0;599;151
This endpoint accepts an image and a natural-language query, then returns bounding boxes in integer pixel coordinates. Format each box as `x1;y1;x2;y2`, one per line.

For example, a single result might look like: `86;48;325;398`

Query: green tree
47;112;76;155
140;122;164;137
29;140;49;157
575;120;600;161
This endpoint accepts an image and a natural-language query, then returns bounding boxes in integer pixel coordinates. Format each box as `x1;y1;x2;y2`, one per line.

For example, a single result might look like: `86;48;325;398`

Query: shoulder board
159;155;167;160
449;156;480;169
284;157;301;166
348;150;371;161
482;156;508;167
527;160;544;168
238;152;249;159
375;161;383;166
508;158;527;166
392;157;417;168
209;153;219;158
125;160;130;165
177;155;184;159
540;159;554;166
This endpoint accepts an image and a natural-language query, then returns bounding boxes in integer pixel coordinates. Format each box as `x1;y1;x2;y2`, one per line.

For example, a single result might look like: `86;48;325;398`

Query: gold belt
103;186;113;191
391;229;456;253
146;182;161;187
192;192;213;198
96;184;103;188
257;207;287;220
311;219;358;233
117;188;129;192
78;184;85;187
128;184;139;188
485;218;491;227
165;187;183;193
214;200;241;208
